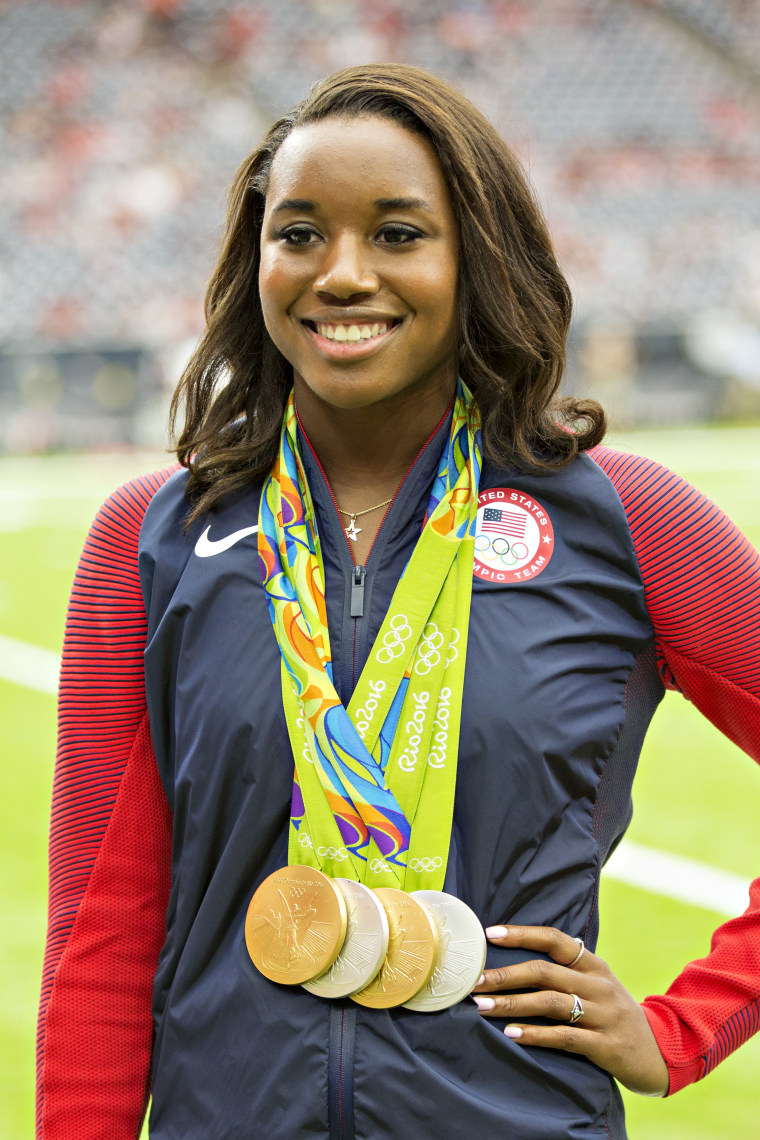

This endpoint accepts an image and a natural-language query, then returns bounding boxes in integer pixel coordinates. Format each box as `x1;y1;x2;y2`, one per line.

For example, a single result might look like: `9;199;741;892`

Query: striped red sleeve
37;469;177;1139
591;445;760;1094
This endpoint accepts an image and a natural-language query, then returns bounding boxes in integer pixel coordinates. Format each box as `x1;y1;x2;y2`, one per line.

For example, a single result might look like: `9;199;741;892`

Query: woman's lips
301;318;401;359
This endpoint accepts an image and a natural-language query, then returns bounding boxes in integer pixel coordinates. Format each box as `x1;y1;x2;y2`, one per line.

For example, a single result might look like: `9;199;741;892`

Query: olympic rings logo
474;533;529;566
447;628;460;667
413;622;444;675
370;857;393;873
318;846;348;861
376;614;413;663
297;833;348;861
409;857;443;872
413;623;460;675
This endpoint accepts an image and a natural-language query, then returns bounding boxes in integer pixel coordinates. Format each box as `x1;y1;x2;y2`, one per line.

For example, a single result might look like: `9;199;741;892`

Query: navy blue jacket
138;411;661;1139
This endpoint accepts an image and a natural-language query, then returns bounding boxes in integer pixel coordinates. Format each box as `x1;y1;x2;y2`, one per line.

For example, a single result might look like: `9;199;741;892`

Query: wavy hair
171;63;604;519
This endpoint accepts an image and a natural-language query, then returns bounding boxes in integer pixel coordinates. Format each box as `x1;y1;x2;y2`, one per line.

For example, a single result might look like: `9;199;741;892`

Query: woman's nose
312;234;379;298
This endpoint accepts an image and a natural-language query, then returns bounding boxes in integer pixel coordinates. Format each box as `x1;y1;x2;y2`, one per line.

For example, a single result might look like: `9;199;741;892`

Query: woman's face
259;114;460;414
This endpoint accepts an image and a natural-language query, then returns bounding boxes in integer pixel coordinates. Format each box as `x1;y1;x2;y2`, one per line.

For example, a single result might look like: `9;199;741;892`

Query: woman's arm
592;446;760;1092
37;470;175;1139
473;447;760;1096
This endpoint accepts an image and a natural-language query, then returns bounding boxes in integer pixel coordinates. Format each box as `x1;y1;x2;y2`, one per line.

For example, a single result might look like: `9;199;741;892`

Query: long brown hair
171;63;604;520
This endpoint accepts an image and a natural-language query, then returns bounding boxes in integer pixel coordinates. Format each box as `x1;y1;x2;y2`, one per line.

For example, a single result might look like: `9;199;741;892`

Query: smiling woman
256;114;461;559
170;63;601;539
259;117;459;400
37;64;760;1140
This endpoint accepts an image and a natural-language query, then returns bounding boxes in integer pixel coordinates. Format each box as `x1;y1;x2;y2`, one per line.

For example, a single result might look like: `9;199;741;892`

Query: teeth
315;321;391;342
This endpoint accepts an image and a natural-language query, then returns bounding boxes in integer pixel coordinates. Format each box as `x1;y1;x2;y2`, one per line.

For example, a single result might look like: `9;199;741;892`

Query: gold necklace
336;497;393;542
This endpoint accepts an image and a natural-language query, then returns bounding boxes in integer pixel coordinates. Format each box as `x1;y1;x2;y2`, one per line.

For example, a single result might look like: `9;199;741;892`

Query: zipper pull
351;564;366;618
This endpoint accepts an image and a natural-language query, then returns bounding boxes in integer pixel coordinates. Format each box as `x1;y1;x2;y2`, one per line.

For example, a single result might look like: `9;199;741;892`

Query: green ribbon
258;382;481;892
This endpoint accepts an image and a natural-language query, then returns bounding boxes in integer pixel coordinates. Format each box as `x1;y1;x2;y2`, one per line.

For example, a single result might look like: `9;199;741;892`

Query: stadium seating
1;0;758;444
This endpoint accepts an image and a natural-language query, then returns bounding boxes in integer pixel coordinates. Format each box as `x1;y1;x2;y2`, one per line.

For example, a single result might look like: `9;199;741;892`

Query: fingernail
485;925;508;940
504;1026;523;1039
475;973;485;988
474;995;495;1012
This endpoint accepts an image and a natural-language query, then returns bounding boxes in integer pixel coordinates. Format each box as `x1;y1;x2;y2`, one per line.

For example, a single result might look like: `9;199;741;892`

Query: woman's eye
377;224;422;246
278;226;321;246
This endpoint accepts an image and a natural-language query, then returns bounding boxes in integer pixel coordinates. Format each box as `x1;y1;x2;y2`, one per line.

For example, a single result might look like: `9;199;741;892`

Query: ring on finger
566;937;585;968
569;994;584;1024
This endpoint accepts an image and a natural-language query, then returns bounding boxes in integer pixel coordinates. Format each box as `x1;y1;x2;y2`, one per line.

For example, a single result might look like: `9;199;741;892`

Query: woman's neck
293;376;456;511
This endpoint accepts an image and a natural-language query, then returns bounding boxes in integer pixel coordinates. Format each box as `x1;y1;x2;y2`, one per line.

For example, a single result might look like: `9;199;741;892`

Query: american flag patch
482;507;526;538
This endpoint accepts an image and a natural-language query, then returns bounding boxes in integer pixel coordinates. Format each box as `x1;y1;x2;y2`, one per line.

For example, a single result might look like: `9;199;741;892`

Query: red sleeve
37;469;177;1139
592;445;760;1094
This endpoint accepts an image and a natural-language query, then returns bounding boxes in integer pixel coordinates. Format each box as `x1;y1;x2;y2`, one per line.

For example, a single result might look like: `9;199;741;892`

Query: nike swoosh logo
194;524;258;557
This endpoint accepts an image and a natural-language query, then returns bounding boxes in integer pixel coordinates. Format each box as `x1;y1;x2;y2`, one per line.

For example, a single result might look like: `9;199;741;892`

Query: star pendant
345;518;361;542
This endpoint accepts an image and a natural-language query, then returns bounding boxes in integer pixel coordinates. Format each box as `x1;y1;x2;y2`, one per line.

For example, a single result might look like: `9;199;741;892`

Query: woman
38;64;760;1139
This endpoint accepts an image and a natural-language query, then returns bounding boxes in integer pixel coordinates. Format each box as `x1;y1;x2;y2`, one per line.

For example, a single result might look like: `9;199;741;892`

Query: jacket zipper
295;399;453;1140
350;565;366;618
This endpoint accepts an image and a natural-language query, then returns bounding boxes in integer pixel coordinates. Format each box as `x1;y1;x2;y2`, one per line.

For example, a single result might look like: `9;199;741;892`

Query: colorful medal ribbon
258;381;481;892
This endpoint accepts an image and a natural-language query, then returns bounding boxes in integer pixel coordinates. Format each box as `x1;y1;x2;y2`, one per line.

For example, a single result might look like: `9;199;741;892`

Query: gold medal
245;865;347;985
351;887;439;1009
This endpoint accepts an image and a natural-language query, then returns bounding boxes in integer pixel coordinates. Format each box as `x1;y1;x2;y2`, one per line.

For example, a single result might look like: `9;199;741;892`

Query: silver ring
567;937;585;968
569;994;584;1024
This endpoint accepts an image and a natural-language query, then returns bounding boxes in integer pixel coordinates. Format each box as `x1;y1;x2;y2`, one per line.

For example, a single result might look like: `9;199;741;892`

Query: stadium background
1;0;759;1136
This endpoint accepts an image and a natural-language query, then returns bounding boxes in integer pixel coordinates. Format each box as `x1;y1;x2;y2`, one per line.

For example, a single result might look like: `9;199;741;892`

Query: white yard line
0;633;60;695
603;839;751;917
1;633;753;916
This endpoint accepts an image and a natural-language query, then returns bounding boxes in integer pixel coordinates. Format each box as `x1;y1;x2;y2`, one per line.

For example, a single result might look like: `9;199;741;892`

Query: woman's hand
472;924;669;1097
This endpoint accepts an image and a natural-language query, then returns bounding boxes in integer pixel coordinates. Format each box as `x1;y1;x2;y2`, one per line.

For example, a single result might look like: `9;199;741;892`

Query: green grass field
2;426;759;1138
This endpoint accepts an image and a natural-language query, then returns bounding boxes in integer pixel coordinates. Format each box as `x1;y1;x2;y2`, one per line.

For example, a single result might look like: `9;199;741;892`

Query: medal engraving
351;888;438;1008
403;890;487;1012
303;879;389;999
245;866;347;985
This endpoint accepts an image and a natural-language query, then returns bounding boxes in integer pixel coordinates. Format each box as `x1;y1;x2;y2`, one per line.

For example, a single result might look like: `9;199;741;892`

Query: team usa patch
473;488;555;583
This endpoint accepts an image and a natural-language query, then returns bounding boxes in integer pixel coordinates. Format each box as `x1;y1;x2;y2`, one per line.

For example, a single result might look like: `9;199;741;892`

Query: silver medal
402;890;487;1012
303;878;389;999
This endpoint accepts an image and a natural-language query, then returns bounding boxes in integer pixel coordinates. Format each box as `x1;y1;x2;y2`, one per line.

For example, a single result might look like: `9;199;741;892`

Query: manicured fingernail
475;973;485;988
474;996;495;1011
485;925;508;940
504;1026;523;1039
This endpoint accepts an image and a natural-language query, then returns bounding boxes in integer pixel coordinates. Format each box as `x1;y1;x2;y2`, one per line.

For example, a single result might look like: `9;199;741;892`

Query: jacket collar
296;401;454;572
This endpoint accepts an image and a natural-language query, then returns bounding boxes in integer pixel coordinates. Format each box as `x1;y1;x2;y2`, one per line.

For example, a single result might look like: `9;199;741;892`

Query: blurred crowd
644;0;760;76
1;0;759;446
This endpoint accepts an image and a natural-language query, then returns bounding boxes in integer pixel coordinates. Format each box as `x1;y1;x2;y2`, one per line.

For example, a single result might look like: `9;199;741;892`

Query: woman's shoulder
586;442;758;598
92;464;185;541
76;465;183;583
586;442;681;494
585;442;729;535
